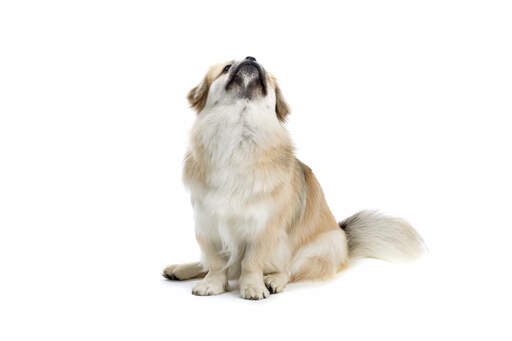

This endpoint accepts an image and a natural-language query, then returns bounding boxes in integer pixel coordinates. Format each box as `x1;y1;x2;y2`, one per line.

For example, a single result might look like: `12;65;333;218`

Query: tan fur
164;58;423;299
163;262;206;280
187;62;233;113
187;76;209;112
274;84;290;122
170;60;348;298
267;74;290;122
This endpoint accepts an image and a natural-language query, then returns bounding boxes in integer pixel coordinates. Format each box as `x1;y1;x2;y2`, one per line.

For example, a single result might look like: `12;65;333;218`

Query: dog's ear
187;77;209;113
275;83;290;122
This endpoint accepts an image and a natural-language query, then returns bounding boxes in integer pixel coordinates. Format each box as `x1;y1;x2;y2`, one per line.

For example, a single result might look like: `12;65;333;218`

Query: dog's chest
187;108;278;202
186;108;280;241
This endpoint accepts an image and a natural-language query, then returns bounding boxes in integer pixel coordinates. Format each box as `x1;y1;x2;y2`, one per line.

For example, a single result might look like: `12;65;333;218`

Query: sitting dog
163;56;424;300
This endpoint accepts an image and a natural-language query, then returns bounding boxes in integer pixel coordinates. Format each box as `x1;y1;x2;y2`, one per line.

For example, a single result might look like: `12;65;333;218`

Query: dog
163;56;425;300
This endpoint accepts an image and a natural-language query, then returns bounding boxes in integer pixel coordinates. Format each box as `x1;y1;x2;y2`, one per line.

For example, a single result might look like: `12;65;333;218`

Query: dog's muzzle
225;56;267;98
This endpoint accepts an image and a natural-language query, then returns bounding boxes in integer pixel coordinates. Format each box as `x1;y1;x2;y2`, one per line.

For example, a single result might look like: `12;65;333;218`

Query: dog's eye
222;64;232;73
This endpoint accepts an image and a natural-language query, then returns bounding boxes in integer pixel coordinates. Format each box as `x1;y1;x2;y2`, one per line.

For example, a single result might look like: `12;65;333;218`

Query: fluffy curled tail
339;210;426;263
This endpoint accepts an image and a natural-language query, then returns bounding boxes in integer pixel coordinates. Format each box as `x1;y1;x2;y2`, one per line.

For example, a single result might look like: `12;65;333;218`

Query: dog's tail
339;210;426;263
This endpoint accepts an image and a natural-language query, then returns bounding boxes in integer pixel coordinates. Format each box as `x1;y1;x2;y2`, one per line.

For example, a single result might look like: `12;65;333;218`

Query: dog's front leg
239;240;271;300
192;236;228;296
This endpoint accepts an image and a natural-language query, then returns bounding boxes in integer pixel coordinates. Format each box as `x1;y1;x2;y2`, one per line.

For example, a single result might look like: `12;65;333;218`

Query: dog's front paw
240;282;270;300
192;278;227;296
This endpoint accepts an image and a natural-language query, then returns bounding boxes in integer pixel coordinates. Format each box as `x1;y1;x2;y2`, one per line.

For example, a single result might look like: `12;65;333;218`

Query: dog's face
187;57;290;122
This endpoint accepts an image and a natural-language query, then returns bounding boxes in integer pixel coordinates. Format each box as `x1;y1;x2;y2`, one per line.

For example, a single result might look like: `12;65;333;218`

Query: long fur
339;210;425;263
163;57;425;300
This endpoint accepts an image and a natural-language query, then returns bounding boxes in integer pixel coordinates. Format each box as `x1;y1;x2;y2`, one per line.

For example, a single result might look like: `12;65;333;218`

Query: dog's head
187;57;290;122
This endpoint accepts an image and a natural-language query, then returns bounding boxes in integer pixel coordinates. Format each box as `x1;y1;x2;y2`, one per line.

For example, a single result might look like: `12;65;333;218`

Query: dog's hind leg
290;229;348;282
264;272;289;294
163;262;207;281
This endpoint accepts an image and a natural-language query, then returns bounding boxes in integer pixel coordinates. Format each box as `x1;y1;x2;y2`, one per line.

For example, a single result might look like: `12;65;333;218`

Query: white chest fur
186;101;284;209
185;101;286;265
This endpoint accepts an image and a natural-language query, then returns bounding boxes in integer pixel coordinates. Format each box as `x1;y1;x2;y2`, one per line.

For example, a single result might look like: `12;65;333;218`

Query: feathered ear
275;82;290;122
187;77;209;113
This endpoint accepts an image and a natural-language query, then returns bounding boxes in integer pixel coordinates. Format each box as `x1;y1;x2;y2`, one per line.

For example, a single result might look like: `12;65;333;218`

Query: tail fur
339;210;425;263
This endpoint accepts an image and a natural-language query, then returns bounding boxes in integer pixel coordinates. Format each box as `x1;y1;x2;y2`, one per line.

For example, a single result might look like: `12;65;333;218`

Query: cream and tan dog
163;57;425;300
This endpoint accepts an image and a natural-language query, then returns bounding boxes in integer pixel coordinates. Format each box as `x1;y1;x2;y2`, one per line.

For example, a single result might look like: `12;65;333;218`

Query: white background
1;0;511;340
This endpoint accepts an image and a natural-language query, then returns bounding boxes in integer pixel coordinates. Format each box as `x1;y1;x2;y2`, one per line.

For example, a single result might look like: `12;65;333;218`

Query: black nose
245;56;256;61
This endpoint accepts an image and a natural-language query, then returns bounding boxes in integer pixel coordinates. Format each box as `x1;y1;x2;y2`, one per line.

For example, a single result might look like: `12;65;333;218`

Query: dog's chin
225;63;267;100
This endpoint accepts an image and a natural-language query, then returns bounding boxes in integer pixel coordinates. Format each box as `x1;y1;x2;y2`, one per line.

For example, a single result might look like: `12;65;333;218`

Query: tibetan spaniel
163;57;425;300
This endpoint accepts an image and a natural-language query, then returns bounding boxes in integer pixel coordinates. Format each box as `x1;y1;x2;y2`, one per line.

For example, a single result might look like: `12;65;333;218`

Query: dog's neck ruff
192;101;286;165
